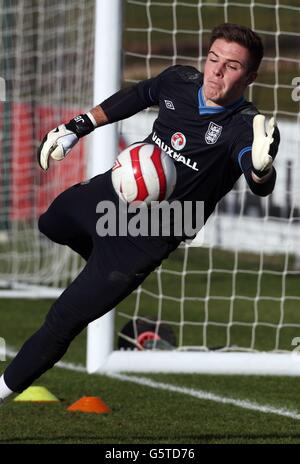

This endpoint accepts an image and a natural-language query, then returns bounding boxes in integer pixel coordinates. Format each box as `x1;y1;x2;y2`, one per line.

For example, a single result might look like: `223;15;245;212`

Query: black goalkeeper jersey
101;65;276;225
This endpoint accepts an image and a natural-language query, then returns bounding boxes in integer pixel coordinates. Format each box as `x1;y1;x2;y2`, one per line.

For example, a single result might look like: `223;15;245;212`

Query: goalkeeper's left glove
37;113;95;171
251;114;280;179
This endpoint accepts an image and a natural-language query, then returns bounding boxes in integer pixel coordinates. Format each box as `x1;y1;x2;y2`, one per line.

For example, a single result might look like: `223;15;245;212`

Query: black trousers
4;171;177;392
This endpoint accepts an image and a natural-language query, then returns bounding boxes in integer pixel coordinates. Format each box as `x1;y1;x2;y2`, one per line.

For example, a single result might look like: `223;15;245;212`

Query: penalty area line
3;345;300;421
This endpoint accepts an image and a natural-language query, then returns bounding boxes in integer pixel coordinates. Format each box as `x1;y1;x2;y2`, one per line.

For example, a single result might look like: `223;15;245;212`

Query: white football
111;143;177;205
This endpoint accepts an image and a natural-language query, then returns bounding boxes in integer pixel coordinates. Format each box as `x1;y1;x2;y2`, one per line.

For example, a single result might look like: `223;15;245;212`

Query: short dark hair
209;23;264;72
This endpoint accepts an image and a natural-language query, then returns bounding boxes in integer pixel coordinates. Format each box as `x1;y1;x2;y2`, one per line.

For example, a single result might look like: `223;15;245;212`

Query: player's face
203;38;257;107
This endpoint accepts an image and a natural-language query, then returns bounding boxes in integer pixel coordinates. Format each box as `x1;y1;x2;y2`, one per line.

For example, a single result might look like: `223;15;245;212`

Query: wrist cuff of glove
65;114;95;139
252;166;272;179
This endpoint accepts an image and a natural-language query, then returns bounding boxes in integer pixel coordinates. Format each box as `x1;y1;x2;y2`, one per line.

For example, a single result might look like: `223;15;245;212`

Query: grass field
2;357;300;445
1;333;300;444
1;246;300;445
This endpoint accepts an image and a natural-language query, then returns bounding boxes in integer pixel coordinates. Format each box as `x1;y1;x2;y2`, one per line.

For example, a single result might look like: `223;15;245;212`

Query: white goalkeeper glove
37;113;96;171
251;114;280;178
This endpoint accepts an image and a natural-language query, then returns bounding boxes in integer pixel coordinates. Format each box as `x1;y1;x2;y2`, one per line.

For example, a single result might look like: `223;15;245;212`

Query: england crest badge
205;122;223;144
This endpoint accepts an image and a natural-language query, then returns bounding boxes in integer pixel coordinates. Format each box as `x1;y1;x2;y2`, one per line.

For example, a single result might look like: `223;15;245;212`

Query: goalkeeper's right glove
251;114;280;179
37;113;96;171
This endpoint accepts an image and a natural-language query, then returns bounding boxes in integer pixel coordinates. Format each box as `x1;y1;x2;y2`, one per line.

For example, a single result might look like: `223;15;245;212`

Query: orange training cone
67;396;111;414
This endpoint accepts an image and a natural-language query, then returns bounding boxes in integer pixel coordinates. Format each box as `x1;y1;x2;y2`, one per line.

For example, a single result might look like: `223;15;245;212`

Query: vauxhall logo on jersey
205;122;223;144
171;132;186;151
152;131;198;172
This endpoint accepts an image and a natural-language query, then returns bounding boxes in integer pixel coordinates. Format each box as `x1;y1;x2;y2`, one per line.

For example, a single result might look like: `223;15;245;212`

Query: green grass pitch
1;246;300;444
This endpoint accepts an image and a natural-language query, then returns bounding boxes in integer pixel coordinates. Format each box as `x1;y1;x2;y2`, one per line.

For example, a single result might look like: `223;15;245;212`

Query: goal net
110;0;300;374
0;0;300;374
0;0;94;297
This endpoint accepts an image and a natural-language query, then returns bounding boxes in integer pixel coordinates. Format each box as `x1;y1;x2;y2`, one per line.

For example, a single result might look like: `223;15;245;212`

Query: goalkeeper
0;23;280;402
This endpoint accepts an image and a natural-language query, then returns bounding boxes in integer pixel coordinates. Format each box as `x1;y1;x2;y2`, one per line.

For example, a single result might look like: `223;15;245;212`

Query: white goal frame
86;1;300;376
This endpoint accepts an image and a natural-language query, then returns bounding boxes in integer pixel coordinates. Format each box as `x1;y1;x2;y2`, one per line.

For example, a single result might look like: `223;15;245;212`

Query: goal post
86;0;122;374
